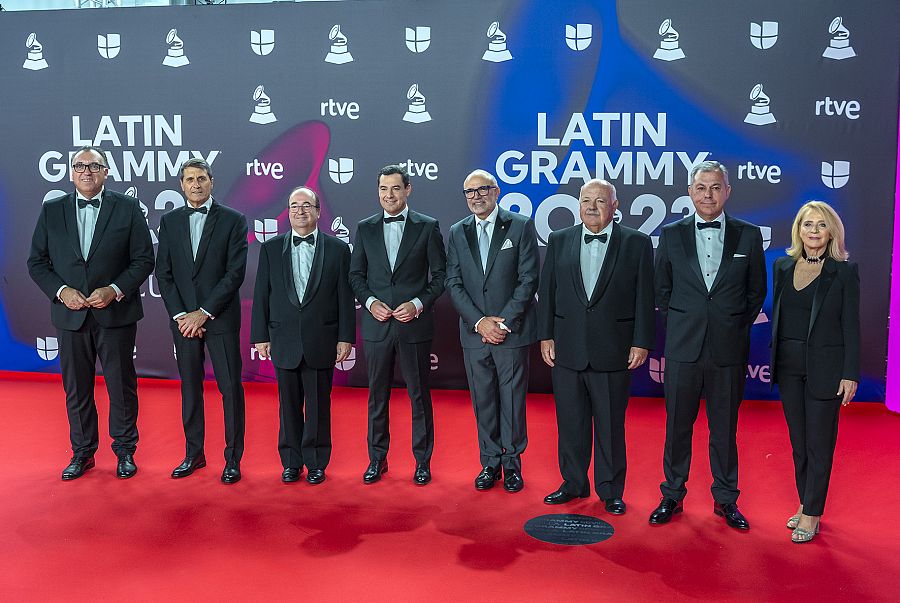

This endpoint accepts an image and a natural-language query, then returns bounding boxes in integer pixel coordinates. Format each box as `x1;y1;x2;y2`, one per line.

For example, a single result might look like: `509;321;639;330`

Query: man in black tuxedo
27;145;154;480
349;164;446;485
251;186;355;484
155;158;248;484
649;161;766;530
538;179;654;514
446;169;539;492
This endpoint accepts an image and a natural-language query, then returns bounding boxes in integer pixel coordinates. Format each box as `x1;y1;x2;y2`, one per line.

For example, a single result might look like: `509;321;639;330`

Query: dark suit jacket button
707;295;712;300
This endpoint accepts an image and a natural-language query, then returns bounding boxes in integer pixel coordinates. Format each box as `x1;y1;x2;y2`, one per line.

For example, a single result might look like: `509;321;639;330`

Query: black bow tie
697;220;721;230
77;198;100;209
187;206;208;214
293;234;314;246
383;215;405;224
584;233;608;244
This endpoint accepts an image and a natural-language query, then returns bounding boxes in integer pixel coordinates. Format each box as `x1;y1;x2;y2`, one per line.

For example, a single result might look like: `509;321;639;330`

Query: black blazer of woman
770;255;860;400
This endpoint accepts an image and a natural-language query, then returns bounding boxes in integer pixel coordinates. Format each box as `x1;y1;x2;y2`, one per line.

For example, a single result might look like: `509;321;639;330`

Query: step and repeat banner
1;0;898;400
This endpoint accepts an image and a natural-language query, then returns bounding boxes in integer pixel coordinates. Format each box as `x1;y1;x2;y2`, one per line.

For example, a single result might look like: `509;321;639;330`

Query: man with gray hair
649;160;766;529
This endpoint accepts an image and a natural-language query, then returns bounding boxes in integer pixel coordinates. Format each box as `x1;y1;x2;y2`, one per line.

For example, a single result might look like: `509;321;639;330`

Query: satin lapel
192;201;219;276
771;258;791;341
86;191;115;261
176;208;194;269
710;218;739;293
589;223;620;306
484;213;510;278
281;234;301;308
370;218;392;273
809;259;837;337
64;194;84;260
679;218;705;288
302;234;326;306
393;213;423;272
463;217;481;275
569;227;589;306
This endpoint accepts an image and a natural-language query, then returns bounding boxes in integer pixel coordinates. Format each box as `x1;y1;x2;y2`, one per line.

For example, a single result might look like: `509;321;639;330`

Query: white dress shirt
694;212;726;291
291;228;318;303
580;221;613;297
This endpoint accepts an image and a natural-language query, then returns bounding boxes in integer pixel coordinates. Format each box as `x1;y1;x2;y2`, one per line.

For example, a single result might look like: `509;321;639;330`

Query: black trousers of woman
775;339;841;516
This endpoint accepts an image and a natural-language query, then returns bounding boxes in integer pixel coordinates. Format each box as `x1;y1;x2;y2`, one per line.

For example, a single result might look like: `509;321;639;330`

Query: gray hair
690;160;729;185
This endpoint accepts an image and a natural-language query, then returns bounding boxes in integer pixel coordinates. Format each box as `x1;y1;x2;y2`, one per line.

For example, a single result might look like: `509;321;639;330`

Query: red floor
1;371;898;601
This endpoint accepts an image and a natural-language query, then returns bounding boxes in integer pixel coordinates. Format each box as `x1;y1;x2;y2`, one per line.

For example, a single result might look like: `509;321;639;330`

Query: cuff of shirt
172;312;187;320
110;283;124;301
55;285;67;302
365;296;378;311
200;308;214;319
474;316;486;332
411;298;423;317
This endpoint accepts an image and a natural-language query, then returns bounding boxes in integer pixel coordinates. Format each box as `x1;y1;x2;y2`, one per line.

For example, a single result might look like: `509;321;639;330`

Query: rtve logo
320;98;360;120
246;158;284;180
36;337;59;361
399;159;438;180
406;26;431;53
736;161;781;183
749;21;778;50
565;24;592;51
97;34;121;59
815;97;860;120
254;219;278;243
251;29;275;56
821;161;850;189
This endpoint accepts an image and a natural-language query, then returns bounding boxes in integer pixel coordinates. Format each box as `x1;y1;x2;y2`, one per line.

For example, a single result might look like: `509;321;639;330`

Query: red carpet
1;371;898;601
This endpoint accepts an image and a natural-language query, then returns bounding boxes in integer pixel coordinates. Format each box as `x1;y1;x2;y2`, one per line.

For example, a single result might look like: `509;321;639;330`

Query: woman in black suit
770;201;859;543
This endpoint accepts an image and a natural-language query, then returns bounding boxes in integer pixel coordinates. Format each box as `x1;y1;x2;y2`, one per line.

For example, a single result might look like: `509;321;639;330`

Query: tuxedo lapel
369;218;392;273
462;216;481;275
710;217;739;292
281;234;301;308
771;258;791;341
809;259;837;337
64;194;84;261
588;223;619;306
679;217;705;288
86;191;115;260
302;234;326;306
483;212;510;278
175;208;194;269
393;212;423;272
568;227;589;306
192;201;220;275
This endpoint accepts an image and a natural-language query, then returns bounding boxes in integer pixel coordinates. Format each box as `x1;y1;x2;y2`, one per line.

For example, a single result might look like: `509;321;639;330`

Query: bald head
579;179;619;233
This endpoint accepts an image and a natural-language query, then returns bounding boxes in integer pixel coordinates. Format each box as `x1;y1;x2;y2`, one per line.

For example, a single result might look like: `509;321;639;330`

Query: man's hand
837;379;858;407
369;300;393;322
176;310;209;338
392;301;418;323
336;342;352;363
60;286;89;310
477;316;508;345
627;347;649;370
541;339;556;367
84;286;116;309
255;342;271;360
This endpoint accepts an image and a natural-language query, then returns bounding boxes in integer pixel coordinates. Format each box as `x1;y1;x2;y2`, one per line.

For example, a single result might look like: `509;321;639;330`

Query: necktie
78;198;100;209
187;206;208;214
697;221;721;230
293;234;314;246
479;220;491;271
383;215;405;224
584;233;608;244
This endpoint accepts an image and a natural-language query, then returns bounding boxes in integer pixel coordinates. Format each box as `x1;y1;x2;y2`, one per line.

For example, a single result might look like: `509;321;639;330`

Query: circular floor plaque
524;513;614;545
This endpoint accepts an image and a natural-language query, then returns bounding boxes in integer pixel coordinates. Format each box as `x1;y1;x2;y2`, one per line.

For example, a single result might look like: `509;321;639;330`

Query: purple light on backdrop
887;104;900;413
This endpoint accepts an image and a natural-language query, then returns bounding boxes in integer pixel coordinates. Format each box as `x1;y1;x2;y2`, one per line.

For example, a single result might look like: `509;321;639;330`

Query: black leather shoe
61;456;95;481
307;469;326;484
413;463;431;486
363;460;387;484
649;497;683;524
281;468;301;483
543;488;588;505
474;466;501;490
714;502;750;530
603;498;627;515
171;454;206;479
503;469;524;493
221;460;241;484
116;454;137;479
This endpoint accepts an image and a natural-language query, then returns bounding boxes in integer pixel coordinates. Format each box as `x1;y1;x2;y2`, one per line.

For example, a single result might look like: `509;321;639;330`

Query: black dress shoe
543;488;589;505
503;469;524;493
413;463;431;486
363;460;387;484
306;469;326;484
474;466;501;490
171;454;207;479
714;502;750;530
61;456;95;481
221;461;241;484
649;497;683;524
281;467;301;483
116;454;137;479
603;498;627;515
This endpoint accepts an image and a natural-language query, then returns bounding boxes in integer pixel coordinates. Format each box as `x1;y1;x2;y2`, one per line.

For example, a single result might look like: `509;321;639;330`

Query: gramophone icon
325;24;354;64
653;19;685;61
402;84;431;123
822;17;856;60
744;83;776;126
482;21;513;62
23;33;49;71
249;85;277;124
162;28;190;67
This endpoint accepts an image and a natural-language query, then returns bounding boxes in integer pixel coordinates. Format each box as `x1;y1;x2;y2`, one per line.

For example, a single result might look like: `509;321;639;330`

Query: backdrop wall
1;0;898;401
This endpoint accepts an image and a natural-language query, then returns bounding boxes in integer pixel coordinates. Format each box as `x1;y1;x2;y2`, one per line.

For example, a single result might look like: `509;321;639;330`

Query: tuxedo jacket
537;222;655;372
155;199;248;335
349;209;446;343
770;256;860;399
250;232;356;370
445;208;539;349
27;190;154;330
655;213;767;365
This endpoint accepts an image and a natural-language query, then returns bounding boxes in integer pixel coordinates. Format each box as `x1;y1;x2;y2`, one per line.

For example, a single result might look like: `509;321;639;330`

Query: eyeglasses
463;185;497;199
289;203;320;213
72;162;106;173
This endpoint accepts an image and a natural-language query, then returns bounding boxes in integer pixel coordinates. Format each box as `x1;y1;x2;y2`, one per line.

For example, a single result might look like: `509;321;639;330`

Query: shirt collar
383;206;410;220
187;196;213;212
291;227;319;242
694;212;725;227
475;204;499;226
76;187;104;203
582;221;614;239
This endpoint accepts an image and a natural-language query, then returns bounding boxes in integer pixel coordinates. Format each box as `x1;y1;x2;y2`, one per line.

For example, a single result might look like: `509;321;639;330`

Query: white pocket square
734;253;747;258
500;239;514;250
